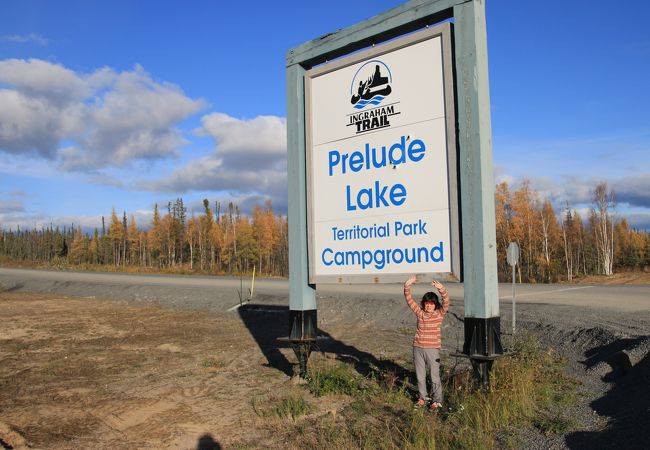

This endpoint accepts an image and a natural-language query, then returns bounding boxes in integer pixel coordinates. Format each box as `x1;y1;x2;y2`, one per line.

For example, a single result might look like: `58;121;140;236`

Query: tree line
495;180;649;282
0;199;289;277
1;182;649;282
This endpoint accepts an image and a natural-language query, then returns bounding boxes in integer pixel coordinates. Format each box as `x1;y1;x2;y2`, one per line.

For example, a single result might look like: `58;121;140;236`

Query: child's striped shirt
404;285;449;349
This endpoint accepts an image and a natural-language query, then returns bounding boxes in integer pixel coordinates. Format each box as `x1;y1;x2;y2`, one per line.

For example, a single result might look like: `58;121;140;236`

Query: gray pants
413;347;442;403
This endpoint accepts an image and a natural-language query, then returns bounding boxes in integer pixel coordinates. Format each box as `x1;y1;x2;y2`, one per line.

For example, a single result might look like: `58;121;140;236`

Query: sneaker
429;402;442;412
414;398;426;409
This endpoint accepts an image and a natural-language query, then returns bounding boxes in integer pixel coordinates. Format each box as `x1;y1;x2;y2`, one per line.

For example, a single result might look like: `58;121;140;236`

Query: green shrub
252;391;312;421
534;411;576;436
275;392;312;420
307;362;362;397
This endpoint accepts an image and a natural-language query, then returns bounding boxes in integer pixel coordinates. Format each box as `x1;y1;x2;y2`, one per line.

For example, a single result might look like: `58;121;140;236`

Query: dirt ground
1;281;649;449
0;291;413;450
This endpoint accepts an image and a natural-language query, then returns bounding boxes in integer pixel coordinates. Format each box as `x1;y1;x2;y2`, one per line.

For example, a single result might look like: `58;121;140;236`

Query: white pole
512;264;516;335
249;265;256;300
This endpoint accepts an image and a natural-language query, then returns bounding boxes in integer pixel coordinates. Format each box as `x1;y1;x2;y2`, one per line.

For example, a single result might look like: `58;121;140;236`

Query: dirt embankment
567;270;650;285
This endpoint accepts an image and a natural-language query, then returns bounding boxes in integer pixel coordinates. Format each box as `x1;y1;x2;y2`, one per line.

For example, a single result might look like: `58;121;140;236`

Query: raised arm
432;280;449;315
403;275;422;316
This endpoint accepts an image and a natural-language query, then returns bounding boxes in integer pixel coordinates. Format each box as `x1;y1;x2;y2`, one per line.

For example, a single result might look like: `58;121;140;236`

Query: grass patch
534;411;576;436
200;357;224;371
252;390;313;421
306;362;364;397
275;393;313;420
272;332;578;449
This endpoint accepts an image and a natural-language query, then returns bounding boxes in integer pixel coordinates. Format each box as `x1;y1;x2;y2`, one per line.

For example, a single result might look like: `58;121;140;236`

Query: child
403;275;449;411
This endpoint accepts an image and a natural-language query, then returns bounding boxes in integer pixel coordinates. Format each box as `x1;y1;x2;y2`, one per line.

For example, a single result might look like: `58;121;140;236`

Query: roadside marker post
248;265;256;301
285;0;502;382
507;242;520;334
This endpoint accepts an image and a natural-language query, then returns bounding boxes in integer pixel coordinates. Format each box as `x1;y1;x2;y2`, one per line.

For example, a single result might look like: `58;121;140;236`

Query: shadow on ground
237;303;413;386
565;336;650;449
0;282;24;292
196;433;222;450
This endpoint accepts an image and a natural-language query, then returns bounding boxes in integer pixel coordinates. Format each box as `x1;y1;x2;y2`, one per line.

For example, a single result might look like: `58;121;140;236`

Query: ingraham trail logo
347;60;401;134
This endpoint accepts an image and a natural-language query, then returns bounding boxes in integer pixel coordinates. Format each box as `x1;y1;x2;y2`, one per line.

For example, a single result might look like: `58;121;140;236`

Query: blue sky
1;0;649;232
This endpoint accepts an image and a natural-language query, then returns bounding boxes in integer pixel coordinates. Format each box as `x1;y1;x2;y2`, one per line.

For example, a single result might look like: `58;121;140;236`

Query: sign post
286;61;317;378
507;242;520;334
286;0;501;381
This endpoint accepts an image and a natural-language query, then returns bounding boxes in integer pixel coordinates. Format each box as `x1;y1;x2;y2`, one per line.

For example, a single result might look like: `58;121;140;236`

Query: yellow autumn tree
509;180;541;282
108;208;124;266
127;215;140;266
88;229;99;264
494;181;513;274
69;227;86;264
252;202;277;275
148;204;162;267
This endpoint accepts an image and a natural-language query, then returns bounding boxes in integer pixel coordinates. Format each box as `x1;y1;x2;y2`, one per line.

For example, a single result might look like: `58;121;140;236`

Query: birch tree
592;182;615;275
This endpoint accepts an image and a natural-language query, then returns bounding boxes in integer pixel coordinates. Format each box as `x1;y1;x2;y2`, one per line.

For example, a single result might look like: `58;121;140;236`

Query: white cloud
0;208;155;234
83;172;126;188
0;89;62;156
0;200;24;214
494;164;516;186
625;212;650;231
0;190;27;227
140;113;287;209
2;33;49;46
185;193;287;217
0;58;102;105
500;173;650;232
512;174;650;210
612;175;650;208
0;59;205;170
199;113;286;154
197;113;287;170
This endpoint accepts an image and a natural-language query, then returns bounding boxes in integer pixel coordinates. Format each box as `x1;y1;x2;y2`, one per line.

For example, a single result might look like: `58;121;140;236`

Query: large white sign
305;24;458;283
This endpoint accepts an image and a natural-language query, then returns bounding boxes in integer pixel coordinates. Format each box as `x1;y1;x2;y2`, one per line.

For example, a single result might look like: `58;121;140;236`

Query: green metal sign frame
286;0;501;379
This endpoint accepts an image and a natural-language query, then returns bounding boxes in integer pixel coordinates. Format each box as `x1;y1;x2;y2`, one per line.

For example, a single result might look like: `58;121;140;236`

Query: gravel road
1;267;648;449
1;267;648;312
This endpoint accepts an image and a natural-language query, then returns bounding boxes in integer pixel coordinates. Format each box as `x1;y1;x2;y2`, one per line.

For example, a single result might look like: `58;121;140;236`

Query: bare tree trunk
198;226;204;271
562;214;573;282
540;210;551;281
593;182;614;275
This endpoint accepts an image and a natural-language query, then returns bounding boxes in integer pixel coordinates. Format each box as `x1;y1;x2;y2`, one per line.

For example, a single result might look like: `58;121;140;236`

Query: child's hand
404;275;417;287
431;280;444;290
